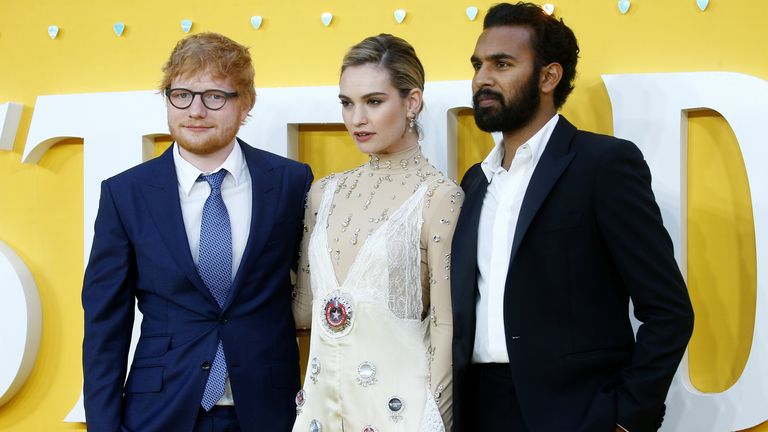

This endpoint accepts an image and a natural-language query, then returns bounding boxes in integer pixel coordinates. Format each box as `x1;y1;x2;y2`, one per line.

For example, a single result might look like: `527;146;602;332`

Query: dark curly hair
484;2;579;109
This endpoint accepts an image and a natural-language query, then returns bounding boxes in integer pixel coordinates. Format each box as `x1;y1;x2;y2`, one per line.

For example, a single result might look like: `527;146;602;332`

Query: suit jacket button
219;318;228;324
201;361;211;370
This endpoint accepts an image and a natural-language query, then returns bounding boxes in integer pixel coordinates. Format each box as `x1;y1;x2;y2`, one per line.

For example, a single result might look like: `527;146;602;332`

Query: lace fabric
420;390;446;432
293;148;461;431
310;178;430;320
384;189;425;320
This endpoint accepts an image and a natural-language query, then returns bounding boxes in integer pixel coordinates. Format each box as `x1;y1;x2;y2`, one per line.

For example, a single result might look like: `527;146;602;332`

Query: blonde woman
292;34;463;432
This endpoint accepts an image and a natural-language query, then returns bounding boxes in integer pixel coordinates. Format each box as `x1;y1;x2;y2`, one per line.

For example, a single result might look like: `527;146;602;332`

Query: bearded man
450;3;694;432
82;32;312;432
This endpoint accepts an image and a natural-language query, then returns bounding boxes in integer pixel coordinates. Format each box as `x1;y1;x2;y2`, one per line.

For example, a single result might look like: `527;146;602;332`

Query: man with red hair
82;32;312;432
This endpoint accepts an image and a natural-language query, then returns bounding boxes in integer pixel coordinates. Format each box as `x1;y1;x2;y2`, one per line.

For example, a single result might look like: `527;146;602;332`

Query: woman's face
339;63;421;155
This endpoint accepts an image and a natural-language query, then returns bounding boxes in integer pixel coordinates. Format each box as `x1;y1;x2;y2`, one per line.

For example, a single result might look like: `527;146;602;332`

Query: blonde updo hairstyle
341;34;425;136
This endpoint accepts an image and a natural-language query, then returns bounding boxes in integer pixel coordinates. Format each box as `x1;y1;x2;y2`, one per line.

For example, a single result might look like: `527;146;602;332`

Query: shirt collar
173;139;246;196
480;114;560;182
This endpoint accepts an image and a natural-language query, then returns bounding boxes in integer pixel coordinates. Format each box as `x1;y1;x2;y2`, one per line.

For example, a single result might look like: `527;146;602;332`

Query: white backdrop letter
604;72;768;431
0;240;42;406
23;91;167;421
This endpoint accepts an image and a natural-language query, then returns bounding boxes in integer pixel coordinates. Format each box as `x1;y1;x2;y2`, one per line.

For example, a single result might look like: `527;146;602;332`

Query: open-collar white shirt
472;114;559;363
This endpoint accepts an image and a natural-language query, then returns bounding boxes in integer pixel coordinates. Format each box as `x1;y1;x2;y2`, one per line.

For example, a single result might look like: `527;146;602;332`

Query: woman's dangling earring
408;115;415;132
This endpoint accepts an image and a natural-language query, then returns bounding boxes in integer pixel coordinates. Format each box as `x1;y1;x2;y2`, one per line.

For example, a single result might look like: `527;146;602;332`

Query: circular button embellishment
356;361;377;387
320;292;354;337
362;426;378;432
387;396;405;422
388;397;403;412
309;419;322;432
295;388;306;414
325;299;348;328
310;357;321;384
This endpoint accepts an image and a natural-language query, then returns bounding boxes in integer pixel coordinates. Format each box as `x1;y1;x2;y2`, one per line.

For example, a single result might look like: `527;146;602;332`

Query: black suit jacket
82;139;312;432
451;116;694;432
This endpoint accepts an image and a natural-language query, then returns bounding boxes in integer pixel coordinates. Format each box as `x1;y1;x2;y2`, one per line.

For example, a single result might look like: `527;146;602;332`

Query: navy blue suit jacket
451;117;694;432
82;139;312;432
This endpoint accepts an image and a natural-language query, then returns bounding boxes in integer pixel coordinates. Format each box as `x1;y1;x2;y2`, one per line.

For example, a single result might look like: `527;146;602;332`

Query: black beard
472;71;541;133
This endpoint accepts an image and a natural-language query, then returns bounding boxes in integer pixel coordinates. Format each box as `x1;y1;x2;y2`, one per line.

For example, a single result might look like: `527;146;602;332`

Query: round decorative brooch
320;291;354;337
356;361;377;387
387;396;405;422
295;388;305;414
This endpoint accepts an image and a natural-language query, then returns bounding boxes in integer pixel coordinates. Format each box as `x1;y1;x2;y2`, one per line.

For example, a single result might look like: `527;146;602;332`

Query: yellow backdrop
0;0;764;430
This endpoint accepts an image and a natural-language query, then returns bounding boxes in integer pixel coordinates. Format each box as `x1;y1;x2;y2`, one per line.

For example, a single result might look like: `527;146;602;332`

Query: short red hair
160;32;256;111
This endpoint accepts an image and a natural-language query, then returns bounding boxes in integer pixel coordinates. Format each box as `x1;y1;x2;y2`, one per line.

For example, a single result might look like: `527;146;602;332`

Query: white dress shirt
472;114;559;363
173;140;252;405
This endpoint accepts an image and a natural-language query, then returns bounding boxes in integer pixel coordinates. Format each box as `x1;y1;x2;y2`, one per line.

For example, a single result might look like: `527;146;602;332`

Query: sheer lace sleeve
421;179;464;430
292;180;325;329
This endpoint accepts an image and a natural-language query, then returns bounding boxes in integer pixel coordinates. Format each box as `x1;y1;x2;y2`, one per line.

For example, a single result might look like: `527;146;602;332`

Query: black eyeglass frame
164;88;239;111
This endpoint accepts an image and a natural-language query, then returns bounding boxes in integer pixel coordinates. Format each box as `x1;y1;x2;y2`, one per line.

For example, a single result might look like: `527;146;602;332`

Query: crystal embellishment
387;396;405;422
295;388;306;414
434;384;445;404
310;357;321;384
309;419;322;432
357;361;378;386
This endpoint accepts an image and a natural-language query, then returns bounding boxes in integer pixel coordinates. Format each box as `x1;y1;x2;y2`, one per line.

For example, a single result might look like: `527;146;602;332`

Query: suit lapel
452;168;489;318
142;146;210;298
508;116;577;265
224;139;277;310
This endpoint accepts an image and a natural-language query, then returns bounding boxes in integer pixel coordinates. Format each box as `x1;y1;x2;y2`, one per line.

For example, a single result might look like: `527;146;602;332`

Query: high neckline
366;145;423;173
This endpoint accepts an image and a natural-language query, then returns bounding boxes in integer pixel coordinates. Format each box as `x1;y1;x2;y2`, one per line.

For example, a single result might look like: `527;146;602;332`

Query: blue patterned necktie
197;170;232;411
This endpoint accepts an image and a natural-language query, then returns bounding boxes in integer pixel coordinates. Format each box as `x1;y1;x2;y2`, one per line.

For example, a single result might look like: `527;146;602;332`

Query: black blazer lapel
509;116;577;265
225;139;277;310
454;168;489;299
452;165;489;363
142;146;210;298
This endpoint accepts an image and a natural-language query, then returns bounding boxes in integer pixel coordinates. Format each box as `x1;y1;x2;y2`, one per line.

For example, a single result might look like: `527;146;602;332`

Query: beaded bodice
293;145;463;428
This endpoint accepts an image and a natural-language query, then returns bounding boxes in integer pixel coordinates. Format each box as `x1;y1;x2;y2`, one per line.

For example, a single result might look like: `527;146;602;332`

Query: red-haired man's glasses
165;88;238;110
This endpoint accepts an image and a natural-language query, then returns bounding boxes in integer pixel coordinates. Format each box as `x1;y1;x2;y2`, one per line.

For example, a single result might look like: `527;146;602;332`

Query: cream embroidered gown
292;146;463;432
